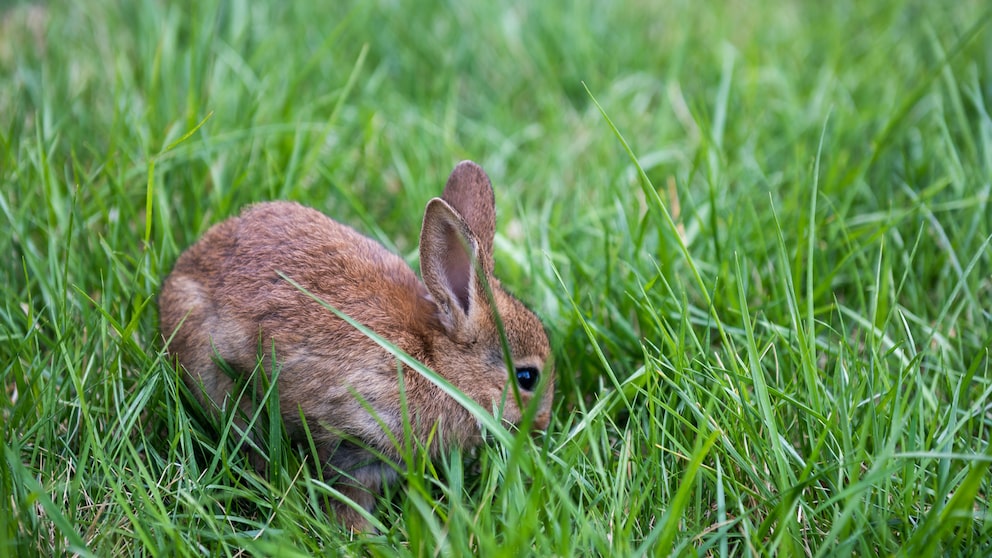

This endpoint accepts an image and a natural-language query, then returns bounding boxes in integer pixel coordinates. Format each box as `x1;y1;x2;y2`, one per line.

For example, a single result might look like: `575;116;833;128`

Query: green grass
2;0;991;555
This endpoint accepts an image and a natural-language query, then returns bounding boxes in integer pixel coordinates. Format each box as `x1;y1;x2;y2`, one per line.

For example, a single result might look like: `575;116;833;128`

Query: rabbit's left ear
439;161;495;276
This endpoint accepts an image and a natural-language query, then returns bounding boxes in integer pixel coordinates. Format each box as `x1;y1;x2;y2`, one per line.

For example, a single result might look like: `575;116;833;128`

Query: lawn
2;0;991;555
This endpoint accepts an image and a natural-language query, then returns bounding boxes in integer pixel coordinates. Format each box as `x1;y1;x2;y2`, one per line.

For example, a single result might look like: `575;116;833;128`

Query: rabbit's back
189;202;427;318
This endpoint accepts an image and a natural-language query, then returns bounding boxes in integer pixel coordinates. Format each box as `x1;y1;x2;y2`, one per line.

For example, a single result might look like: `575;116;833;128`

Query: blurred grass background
2;0;991;555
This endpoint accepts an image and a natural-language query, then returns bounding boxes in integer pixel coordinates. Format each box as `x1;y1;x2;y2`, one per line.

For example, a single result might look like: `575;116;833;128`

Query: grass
2;0;991;555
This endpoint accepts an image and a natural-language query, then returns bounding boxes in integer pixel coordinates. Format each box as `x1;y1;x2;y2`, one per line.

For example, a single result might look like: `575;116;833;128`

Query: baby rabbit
159;161;553;531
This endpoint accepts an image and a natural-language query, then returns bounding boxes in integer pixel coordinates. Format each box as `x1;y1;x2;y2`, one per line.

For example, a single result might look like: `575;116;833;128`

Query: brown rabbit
158;161;553;531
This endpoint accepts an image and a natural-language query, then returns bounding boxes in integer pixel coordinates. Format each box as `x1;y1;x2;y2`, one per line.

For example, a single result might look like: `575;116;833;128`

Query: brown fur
158;161;553;531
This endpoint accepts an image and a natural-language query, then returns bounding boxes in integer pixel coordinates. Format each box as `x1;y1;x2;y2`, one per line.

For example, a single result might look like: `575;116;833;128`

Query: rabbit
158;160;553;531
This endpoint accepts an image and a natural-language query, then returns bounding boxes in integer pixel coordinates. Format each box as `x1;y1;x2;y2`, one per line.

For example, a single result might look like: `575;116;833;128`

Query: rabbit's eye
515;367;539;391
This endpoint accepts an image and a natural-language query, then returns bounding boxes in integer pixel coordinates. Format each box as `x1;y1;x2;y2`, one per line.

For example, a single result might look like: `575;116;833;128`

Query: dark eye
515;367;539;391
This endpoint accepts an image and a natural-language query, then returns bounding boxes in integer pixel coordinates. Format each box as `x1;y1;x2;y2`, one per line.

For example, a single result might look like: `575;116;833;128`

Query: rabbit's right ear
420;198;485;336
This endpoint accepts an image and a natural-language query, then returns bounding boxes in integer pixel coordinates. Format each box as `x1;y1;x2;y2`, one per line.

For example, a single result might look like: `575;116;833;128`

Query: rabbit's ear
440;161;495;275
421;198;485;333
